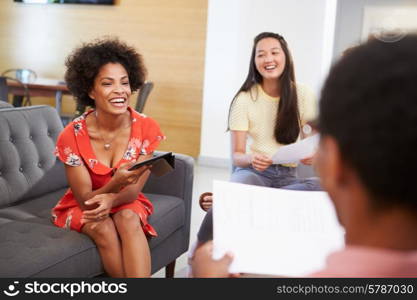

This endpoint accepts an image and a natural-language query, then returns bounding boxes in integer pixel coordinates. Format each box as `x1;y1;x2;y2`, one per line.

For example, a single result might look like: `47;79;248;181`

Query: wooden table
7;77;71;115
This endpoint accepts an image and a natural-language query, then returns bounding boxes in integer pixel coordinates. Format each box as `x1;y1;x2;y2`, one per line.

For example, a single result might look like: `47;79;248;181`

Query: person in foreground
191;35;417;277
52;38;165;277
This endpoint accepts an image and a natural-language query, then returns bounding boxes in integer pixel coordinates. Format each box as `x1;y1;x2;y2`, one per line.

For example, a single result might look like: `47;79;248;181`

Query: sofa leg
165;260;176;278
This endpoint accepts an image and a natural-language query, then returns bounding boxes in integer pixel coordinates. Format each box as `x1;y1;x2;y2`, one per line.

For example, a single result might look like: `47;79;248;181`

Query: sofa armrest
143;151;194;253
143;151;194;203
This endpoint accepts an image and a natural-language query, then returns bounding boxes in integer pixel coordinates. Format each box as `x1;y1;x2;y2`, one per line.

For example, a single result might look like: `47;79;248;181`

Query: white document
271;134;319;164
212;180;345;277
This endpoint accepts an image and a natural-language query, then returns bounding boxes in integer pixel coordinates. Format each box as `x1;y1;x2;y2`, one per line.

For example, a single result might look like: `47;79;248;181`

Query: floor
152;162;230;278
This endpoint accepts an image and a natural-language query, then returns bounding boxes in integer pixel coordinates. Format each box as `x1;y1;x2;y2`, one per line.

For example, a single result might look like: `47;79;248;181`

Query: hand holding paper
271;134;319;164
251;153;273;171
191;241;235;278
212;180;345;277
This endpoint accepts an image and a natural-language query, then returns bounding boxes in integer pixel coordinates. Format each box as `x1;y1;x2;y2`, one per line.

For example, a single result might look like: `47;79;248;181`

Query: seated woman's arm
108;153;153;206
65;153;152;211
231;130;272;171
231;130;251;167
78;154;153;224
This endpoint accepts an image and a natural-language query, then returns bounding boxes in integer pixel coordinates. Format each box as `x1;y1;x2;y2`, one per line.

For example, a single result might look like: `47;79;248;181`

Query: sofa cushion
0;219;102;277
0;188;67;222
0;106;66;208
0;101;13;109
147;194;185;249
0;189;185;277
0;217;12;226
0;189;185;241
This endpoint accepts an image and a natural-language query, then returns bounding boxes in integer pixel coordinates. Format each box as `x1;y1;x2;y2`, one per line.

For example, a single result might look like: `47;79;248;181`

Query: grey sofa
0;104;194;277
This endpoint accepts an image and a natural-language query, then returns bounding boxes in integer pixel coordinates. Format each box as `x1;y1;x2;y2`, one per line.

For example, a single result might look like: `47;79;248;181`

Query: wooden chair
1;69;36;106
73;81;154;118
135;81;154;113
0;76;31;106
0;77;8;102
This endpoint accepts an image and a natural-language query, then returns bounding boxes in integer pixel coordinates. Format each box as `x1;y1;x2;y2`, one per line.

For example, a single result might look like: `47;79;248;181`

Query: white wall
333;0;417;59
199;0;337;165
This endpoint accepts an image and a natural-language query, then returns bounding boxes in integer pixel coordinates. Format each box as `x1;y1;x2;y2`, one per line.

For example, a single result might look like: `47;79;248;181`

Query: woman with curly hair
51;38;165;277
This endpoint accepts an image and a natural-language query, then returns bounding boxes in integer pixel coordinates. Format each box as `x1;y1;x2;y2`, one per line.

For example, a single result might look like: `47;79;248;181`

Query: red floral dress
52;107;165;236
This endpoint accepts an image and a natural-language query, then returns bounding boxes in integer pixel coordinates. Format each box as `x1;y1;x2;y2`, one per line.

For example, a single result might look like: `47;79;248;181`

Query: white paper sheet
271;134;319;164
212;180;345;277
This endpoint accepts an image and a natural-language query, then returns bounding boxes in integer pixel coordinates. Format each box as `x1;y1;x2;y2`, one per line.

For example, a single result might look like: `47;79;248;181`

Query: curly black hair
65;38;146;107
319;34;417;210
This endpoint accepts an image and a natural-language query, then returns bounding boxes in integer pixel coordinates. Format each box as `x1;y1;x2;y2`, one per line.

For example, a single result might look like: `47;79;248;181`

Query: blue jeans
197;165;322;243
231;165;321;190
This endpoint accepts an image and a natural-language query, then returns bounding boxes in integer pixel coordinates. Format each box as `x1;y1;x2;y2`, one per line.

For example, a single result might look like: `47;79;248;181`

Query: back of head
319;35;417;210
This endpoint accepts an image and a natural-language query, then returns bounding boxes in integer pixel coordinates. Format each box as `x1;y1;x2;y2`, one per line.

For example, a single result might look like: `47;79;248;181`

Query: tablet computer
128;152;175;177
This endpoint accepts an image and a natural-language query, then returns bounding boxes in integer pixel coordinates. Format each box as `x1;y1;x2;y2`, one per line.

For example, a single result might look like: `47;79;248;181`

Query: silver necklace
95;111;130;151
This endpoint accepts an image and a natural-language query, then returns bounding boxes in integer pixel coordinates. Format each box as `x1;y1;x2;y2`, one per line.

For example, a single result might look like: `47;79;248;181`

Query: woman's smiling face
254;37;286;81
89;62;131;114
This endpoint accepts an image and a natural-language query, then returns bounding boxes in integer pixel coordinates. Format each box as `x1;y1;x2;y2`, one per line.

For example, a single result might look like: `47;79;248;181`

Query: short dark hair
319;35;417;210
65;38;146;107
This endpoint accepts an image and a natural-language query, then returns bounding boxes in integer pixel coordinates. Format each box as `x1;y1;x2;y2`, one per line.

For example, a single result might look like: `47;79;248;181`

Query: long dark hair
228;32;300;144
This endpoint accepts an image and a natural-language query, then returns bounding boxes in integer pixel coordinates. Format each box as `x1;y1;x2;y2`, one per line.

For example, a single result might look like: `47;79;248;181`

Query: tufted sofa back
0;105;68;208
0;101;13;109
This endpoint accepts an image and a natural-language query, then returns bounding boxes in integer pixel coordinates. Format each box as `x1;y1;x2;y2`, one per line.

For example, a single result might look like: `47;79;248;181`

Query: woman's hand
250;154;273;171
111;162;150;189
81;193;115;224
191;241;236;278
300;153;316;166
199;192;213;212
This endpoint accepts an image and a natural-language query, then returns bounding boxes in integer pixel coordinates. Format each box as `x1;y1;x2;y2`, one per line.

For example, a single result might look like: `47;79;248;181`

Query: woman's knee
231;170;266;186
282;177;322;191
113;209;141;233
82;218;117;246
304;177;322;191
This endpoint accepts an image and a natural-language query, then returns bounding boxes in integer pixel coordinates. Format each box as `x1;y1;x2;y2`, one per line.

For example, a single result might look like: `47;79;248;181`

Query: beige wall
0;0;207;157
